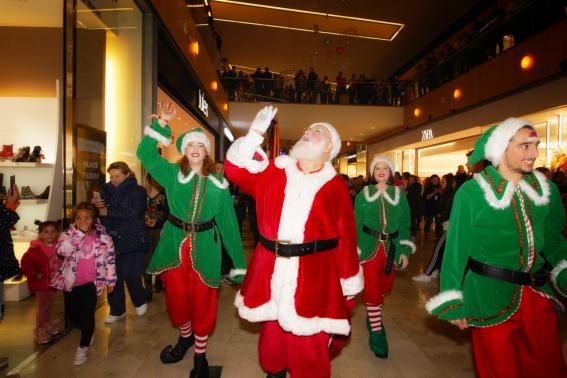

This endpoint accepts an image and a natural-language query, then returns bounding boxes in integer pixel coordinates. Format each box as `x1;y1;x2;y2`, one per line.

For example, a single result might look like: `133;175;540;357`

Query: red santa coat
225;138;363;337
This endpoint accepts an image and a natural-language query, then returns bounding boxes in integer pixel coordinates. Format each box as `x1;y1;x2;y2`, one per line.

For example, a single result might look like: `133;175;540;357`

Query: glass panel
533;122;547;168
417;138;476;178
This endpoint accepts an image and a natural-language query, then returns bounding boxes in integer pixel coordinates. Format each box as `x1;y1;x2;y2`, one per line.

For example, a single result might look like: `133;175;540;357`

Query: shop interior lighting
208;0;404;41
223;126;234;142
520;54;534;70
418;142;456;153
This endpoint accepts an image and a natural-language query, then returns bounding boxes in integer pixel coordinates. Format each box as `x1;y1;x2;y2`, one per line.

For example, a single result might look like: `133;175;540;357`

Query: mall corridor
3;223;566;378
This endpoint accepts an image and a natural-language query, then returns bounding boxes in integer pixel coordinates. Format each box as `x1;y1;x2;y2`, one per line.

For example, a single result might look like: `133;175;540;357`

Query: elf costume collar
177;170;229;189
363;185;400;205
474;165;550;209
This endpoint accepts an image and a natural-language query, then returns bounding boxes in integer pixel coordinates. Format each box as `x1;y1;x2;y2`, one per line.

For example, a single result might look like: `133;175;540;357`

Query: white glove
250;105;278;135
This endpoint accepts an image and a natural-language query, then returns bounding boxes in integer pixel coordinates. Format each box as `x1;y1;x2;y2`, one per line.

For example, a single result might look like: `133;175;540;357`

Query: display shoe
189;353;209;378
0;144;14;160
73;346;88;366
159;335;195;364
20;186;35;199
12;146;30;162
366;318;388;358
35;185;50;200
27;146;44;163
266;370;286;378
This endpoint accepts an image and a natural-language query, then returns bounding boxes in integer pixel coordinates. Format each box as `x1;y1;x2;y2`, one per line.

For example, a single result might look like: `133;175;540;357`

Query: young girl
355;156;415;358
21;221;61;344
51;203;116;366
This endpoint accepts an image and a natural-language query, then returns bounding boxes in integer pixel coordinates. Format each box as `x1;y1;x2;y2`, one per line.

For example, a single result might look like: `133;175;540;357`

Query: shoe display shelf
1;83;64;301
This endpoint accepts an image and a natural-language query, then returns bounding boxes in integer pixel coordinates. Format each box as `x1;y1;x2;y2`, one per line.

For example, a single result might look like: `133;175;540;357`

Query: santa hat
370;156;395;176
176;128;211;155
468;118;535;166
308;122;341;160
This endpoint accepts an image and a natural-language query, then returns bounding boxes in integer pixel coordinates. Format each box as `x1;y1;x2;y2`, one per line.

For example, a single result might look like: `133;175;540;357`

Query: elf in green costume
355;156;416;358
136;101;246;378
426;118;567;377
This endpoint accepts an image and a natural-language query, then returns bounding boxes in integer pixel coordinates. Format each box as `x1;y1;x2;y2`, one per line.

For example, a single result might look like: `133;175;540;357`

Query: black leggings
65;282;97;347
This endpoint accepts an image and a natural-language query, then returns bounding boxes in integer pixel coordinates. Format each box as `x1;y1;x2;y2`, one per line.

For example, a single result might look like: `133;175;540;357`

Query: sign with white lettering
421;129;434;141
198;89;209;117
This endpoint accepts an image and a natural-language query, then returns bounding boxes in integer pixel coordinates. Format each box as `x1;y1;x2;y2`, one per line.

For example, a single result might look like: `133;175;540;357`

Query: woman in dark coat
93;161;148;323
422;174;442;238
1;186;21;320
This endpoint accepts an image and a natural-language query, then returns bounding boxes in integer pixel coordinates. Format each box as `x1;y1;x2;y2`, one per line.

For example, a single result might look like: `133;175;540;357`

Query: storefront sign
421;128;434;141
198;89;209;117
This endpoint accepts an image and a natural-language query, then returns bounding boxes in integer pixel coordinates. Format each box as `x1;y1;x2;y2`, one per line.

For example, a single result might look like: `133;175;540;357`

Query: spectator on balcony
273;74;284;100
307;67;319;103
226;66;237;101
336;71;347;103
284;84;295;103
262;67;273;99
236;70;246;101
252;67;262;101
294;69;306;103
348;73;357;104
320;75;331;104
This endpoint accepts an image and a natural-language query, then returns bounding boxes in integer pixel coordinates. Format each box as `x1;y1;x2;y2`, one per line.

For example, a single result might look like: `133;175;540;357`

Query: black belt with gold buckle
168;214;214;233
259;234;338;258
362;225;399;241
467;257;548;287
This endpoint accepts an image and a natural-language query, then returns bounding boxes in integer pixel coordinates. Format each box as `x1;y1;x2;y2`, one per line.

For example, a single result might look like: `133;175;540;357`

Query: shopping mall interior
1;0;567;377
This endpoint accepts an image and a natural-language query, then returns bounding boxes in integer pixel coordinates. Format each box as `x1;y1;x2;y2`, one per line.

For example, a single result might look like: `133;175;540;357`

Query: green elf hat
176;128;211;155
468;118;535;166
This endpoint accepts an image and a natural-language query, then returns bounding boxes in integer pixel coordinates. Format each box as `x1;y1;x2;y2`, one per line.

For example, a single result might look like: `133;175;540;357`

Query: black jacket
0;205;21;280
101;176;148;254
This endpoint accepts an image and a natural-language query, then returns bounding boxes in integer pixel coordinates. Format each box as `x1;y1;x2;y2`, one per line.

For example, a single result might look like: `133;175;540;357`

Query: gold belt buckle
381;232;389;242
275;240;291;258
184;222;194;233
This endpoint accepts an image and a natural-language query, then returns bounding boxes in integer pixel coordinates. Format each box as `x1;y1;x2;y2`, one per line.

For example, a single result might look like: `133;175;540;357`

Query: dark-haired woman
354;156;415;359
92;161;148;323
136;102;246;376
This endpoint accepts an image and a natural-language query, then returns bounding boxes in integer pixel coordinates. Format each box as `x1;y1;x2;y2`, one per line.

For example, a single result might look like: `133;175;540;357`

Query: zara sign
197;89;209;117
421;128;434;141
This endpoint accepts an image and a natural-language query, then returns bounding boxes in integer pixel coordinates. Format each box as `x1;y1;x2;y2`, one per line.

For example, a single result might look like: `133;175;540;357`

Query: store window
74;0;143;204
417;138;476;178
0;0;64;299
402;149;415;174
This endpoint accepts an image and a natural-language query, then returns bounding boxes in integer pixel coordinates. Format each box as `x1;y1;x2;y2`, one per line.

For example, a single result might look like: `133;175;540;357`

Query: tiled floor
2;228;566;377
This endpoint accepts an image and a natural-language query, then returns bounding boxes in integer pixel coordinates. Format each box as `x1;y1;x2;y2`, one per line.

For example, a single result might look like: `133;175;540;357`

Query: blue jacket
101;176;148;255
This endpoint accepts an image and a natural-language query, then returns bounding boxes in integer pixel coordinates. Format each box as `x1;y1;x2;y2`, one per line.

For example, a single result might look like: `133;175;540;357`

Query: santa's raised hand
250;105;278;136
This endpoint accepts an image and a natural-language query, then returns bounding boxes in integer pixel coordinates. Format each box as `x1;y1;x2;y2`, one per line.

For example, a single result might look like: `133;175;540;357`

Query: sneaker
73;346;88;366
34;333;51;345
412;273;432;283
104;313;126;324
430;270;439;279
135;303;148;316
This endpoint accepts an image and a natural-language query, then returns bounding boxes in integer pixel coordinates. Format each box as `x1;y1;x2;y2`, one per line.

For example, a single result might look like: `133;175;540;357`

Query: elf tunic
136;120;246;288
355;185;416;265
426;165;567;326
225;137;363;338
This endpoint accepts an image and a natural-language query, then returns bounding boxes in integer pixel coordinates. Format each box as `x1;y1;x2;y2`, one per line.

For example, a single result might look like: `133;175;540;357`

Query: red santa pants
259;321;331;378
160;252;217;336
361;244;395;305
471;287;567;378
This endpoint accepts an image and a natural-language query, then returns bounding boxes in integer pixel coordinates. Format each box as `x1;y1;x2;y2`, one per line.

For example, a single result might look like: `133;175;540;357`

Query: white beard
289;139;326;161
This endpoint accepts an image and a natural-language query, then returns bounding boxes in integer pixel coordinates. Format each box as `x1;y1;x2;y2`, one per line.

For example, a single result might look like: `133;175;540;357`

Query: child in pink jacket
51;203;116;366
21;221;61;344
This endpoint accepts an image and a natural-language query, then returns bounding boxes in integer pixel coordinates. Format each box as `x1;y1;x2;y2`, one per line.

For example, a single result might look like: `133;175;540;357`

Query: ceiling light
76;7;134;12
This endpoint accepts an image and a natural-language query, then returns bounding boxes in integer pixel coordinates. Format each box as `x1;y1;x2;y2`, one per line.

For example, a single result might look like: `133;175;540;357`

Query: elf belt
467;257;549;287
168;214;214;233
259;234;338;258
362;225;399;275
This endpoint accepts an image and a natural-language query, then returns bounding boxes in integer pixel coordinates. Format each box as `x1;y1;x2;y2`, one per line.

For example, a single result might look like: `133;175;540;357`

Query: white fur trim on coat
474;170;550;209
208;175;229;189
229;269;247;278
485;118;534;167
550;260;567;297
399;240;417;254
177;170;197;184
226;136;269;174
340;266;364;296
144;125;171;146
425;290;464;314
234;156;351;336
363;185;400;205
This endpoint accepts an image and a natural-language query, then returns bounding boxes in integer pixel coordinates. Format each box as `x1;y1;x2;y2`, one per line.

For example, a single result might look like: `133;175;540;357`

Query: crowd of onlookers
218;64;407;106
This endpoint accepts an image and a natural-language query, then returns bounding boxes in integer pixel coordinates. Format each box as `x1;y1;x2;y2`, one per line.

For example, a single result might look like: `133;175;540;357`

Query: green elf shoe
366;317;388;358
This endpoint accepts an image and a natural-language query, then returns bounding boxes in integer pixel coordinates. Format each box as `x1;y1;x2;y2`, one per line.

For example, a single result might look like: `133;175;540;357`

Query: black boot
27;146;43;162
160;335;194;364
266;369;286;378
189;354;209;378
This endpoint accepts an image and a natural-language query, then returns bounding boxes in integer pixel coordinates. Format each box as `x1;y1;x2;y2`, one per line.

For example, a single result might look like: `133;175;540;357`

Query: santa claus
225;106;363;378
